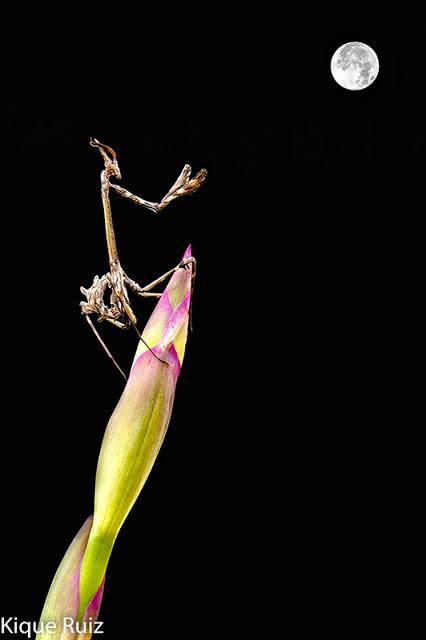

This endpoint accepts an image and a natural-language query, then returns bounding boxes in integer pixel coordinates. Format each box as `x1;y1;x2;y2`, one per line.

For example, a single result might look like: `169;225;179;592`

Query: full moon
331;42;379;91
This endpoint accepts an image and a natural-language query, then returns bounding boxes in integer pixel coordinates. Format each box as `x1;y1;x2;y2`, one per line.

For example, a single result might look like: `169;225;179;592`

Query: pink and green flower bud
78;246;193;617
36;516;104;640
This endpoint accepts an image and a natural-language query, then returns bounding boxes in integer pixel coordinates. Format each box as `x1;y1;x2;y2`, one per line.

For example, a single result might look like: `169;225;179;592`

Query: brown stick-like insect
80;139;207;379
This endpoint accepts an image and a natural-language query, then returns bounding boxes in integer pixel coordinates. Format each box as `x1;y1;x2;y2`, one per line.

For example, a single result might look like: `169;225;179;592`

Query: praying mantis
80;139;207;378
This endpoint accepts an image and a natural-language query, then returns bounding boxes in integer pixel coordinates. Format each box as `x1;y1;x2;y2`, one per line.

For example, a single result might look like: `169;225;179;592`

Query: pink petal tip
182;244;192;260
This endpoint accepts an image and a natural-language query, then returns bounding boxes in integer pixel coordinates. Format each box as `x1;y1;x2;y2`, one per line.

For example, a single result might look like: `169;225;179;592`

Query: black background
1;14;426;638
